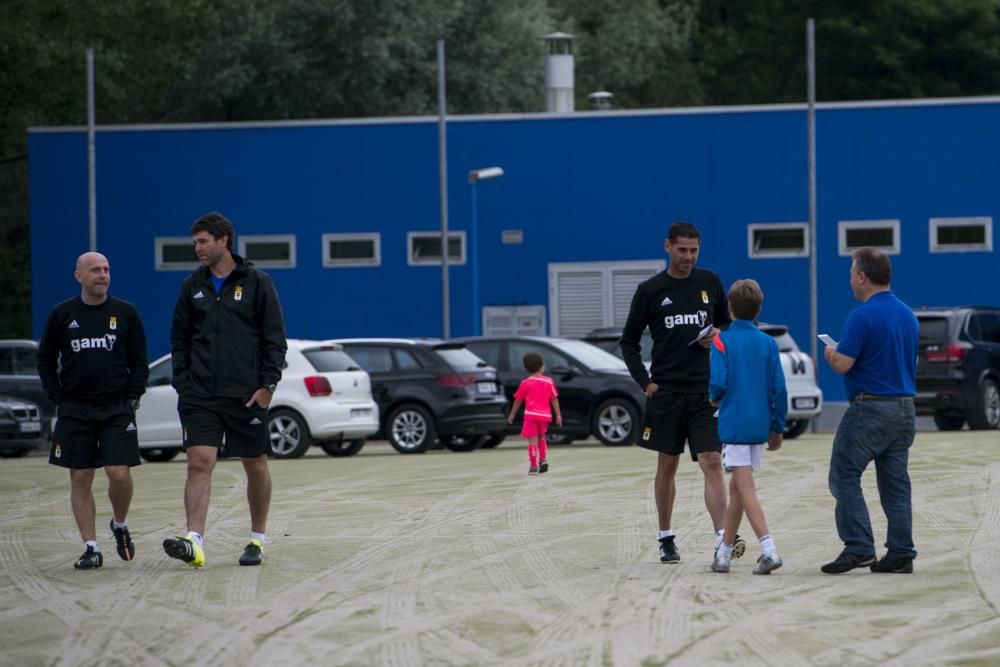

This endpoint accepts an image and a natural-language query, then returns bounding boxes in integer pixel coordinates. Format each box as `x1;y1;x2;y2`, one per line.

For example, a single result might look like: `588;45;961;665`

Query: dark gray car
452;336;647;447
0;393;44;458
0;340;54;441
328;338;508;453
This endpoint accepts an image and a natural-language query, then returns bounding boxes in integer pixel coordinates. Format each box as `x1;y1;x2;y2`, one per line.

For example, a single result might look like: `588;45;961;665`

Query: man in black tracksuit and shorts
38;252;148;570
162;212;287;568
621;222;744;564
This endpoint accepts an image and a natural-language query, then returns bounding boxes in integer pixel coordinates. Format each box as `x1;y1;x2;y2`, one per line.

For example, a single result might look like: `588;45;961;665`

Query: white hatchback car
756;323;823;438
137;339;379;461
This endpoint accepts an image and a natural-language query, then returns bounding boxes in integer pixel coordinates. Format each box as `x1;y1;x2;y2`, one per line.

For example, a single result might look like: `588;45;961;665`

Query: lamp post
468;166;504;336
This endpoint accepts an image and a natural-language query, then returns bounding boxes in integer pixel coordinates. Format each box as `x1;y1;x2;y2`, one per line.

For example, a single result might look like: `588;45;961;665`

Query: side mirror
550;365;573;378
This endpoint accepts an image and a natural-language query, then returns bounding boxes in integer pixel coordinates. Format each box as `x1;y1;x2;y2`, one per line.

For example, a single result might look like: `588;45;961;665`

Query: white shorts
722;443;763;472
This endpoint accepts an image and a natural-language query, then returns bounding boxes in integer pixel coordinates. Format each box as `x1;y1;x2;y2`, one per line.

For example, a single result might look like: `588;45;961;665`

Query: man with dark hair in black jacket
621;222;742;565
38;252;148;570
162;212;287;569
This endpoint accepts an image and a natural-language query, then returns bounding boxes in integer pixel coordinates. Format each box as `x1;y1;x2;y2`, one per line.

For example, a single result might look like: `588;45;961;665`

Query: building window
929;217;992;253
501;229;524;245
238;235;296;268
155;237;199;271
747;223;808;258
407;231;466;266
838;219;900;256
322;233;381;267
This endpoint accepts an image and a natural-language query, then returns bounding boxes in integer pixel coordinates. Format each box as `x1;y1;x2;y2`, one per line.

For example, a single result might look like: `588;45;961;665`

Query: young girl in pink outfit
507;352;562;474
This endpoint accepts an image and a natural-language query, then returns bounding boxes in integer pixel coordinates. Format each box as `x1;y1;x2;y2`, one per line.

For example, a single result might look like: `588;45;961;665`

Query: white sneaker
753;552;783;575
711;549;731;573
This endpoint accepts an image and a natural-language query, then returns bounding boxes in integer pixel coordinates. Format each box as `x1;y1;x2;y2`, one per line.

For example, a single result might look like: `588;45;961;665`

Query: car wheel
0;446;32;458
320;439;365;456
387;404;435;453
967;379;1000;430
592;398;639;446
139;447;181;462
545;433;574;445
440;434;485;452
784;419;810;439
268;409;312;458
933;413;966;431
480;432;507;448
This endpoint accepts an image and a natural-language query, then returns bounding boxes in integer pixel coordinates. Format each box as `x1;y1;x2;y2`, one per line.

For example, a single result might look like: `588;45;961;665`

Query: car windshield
588;332;653;362
435;347;489;370
550;339;629;371
918;317;949;344
758;325;799;352
302;348;361;372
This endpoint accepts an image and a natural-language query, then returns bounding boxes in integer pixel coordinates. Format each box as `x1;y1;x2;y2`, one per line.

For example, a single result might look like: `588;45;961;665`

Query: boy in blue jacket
709;279;788;574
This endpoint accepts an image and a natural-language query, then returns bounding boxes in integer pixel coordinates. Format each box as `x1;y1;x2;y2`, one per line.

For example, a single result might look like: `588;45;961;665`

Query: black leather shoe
870;556;913;573
110;519;135;561
74;545;103;570
820;551;875;574
658;536;680;563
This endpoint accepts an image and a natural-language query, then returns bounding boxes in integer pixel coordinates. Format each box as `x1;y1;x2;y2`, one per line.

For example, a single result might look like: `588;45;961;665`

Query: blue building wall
28;99;1000;401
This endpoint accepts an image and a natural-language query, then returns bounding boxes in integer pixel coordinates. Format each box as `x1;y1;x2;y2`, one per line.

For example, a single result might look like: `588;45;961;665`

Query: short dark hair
523;352;544;373
728;279;763;320
191;212;235;253
667;221;700;243
852;247;891;286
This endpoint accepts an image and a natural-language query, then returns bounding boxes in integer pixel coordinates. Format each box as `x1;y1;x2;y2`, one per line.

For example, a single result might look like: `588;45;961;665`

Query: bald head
75;252;110;304
76;252;108;272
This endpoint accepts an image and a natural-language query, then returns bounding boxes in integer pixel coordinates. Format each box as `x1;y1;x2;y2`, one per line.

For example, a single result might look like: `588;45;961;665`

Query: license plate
19;421;41;433
477;382;498;394
792;397;817;410
350;408;373;418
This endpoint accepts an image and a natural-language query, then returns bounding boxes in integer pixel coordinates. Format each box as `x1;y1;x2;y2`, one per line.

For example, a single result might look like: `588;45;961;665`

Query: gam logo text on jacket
70;334;118;352
663;311;708;329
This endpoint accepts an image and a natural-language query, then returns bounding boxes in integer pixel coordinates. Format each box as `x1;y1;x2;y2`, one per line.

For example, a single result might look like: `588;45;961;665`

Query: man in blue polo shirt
821;247;919;574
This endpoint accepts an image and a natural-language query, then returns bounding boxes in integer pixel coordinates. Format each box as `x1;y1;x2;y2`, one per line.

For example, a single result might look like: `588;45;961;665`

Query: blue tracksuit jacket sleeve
709;340;727;403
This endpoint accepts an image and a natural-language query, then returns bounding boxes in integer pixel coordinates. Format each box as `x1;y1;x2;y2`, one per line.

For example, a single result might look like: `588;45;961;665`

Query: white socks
759;535;777;558
658;529;674;539
251;531;266;544
186;531;204;548
85;540;99;552
112;518;127;529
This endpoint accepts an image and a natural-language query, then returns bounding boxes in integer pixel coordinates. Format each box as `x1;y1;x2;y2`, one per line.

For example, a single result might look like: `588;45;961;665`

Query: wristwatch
264;384;277;393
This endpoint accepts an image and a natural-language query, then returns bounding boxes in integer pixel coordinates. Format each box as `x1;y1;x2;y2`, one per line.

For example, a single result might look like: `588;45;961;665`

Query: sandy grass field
1;431;999;666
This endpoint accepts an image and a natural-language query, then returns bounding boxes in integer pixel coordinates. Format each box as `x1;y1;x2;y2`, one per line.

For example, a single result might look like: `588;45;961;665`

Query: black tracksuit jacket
170;256;287;400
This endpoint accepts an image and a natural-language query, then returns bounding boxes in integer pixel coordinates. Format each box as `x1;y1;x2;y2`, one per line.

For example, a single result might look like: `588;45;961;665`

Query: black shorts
638;390;722;461
179;395;269;458
49;399;140;469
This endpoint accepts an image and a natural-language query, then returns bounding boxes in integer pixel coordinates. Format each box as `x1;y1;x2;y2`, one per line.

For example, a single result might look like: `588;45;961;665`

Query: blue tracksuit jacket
709;320;788;443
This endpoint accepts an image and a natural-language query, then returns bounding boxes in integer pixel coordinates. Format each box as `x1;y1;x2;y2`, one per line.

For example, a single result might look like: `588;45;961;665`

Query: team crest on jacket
701;290;709;304
109;316;117;330
234;286;243;301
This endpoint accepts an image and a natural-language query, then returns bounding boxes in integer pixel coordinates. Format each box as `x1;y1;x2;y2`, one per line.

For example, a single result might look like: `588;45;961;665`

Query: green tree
549;0;701;109
692;0;1000;104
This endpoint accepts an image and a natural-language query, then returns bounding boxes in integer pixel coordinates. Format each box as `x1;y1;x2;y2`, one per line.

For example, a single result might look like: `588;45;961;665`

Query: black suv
0;394;44;458
0;340;55;441
329;339;508;453
915;306;1000;430
452;336;647;447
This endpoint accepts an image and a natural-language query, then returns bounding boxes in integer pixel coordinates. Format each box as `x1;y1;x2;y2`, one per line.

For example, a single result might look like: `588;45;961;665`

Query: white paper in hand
818;334;838;347
689;325;714;346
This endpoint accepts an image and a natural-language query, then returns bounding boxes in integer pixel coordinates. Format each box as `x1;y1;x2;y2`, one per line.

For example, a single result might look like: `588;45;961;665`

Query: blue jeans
828;399;917;559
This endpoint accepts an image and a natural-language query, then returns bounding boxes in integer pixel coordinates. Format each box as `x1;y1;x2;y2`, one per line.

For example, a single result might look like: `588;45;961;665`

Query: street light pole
467;166;504;336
